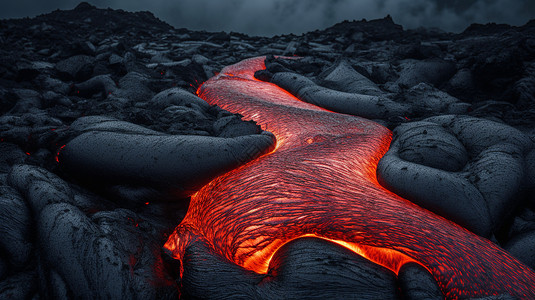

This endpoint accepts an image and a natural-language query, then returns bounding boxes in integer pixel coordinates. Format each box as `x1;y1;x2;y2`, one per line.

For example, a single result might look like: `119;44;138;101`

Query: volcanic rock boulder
116;72;154;102
179;237;401;299
397;263;443;300
394;59;456;89
56;55;95;81
149;87;211;111
377;115;533;237
0;143;27;173
58;118;276;198
73;74;118;98
444;68;477;101
7;164;178;299
403;83;471;116
256;57;469;124
315;59;383;96
0;186;33;270
258;70;410;120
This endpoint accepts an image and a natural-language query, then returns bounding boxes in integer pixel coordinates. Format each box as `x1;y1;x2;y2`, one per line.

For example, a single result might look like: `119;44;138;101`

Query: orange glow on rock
165;56;535;299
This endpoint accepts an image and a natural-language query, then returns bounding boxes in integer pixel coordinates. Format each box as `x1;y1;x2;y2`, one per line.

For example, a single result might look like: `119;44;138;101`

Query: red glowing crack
164;57;535;299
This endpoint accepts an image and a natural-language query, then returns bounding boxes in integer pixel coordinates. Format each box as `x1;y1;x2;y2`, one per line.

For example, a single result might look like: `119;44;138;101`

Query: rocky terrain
1;2;534;299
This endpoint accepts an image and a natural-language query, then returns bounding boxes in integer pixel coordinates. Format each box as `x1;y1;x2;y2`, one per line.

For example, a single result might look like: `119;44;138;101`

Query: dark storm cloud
1;0;534;36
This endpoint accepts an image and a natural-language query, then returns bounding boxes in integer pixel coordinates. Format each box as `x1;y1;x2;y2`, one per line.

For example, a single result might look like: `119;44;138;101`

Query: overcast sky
1;0;534;36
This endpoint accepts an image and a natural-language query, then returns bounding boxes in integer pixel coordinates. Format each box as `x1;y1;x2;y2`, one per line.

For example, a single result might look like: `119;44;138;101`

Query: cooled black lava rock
264;71;410;120
377;115;533;238
7;164;178;299
0;186;33;270
396;122;469;172
1;2;534;299
58;127;276;198
0;143;27;172
398;263;444;300
316;59;383;95
395;59;456;89
56;55;95;81
181;237;400;299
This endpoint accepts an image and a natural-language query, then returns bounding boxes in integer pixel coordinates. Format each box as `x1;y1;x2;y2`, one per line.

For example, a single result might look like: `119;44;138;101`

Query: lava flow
164;56;535;298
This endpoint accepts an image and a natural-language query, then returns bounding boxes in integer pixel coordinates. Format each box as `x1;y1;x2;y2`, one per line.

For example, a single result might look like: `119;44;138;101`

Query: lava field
1;2;535;299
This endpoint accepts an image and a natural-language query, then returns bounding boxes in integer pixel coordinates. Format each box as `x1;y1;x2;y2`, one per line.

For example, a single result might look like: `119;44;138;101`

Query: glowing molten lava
165;57;535;298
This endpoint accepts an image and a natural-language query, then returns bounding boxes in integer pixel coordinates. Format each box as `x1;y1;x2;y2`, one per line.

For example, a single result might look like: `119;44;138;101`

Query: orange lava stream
164;57;535;299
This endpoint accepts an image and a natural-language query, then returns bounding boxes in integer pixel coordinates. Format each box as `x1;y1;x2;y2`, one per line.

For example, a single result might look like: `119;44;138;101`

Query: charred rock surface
0;2;534;299
377;116;532;238
59;123;275;199
181;238;400;299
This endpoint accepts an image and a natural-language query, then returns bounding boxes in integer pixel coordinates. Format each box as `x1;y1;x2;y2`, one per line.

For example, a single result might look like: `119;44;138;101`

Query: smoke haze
1;0;534;36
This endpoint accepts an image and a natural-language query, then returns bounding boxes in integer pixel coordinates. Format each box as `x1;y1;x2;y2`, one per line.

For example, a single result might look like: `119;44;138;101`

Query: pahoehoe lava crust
58;124;276;198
